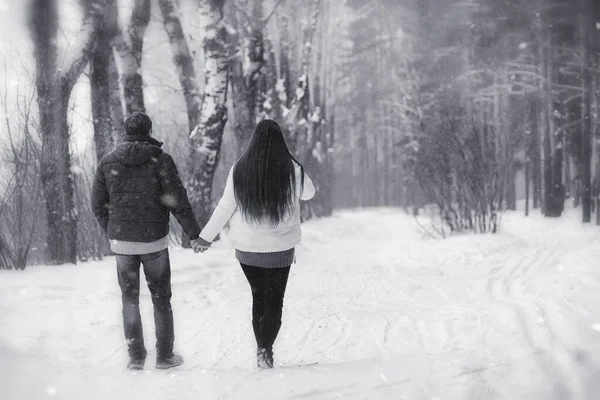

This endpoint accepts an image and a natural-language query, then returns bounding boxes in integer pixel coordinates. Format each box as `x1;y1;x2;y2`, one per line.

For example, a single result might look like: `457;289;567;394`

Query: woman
195;119;315;369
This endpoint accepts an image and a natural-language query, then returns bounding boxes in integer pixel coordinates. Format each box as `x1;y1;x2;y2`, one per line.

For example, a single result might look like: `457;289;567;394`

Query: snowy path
2;208;600;399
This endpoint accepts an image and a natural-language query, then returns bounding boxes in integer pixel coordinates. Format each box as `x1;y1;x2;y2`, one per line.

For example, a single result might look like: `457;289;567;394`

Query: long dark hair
233;119;305;226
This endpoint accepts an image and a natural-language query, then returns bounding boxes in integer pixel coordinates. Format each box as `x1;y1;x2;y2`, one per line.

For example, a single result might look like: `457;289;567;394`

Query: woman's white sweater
199;163;315;252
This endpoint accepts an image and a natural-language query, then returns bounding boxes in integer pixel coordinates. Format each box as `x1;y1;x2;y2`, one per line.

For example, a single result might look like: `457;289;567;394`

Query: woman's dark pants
240;263;291;350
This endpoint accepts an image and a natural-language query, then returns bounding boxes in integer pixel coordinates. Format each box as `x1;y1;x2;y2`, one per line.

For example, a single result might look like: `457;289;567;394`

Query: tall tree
580;4;592;222
113;0;151;113
229;0;265;154
90;0;122;161
188;0;230;228
28;0;103;264
158;0;202;134
108;50;125;143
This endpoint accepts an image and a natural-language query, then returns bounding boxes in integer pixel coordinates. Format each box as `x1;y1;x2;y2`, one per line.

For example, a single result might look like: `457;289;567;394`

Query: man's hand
191;237;211;253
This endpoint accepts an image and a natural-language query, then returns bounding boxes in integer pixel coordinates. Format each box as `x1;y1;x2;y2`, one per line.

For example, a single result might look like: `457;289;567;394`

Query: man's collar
122;135;163;147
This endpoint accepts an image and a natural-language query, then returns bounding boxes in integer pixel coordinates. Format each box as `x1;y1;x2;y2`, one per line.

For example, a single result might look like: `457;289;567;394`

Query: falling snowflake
161;194;178;208
518;42;528;50
593;324;600;332
46;387;57;396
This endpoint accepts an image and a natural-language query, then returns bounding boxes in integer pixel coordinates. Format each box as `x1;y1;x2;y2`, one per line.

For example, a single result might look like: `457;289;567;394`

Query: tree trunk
38;101;77;264
530;95;541;209
29;0;101;264
581;1;593;222
113;0;151;114
158;0;202;131
525;147;530;216
104;0;124;142
90;20;115;161
188;0;230;228
564;137;571;199
229;0;265;154
542;39;562;217
108;50;124;143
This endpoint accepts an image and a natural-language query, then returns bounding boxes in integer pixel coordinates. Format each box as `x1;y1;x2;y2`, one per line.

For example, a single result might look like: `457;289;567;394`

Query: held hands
191;236;211;253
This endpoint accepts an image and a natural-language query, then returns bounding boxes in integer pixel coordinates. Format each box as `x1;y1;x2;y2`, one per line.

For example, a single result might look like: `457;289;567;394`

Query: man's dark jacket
92;135;201;242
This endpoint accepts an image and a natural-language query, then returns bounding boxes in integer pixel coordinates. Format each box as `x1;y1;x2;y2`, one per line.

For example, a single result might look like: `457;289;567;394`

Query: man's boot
127;357;146;370
156;353;184;369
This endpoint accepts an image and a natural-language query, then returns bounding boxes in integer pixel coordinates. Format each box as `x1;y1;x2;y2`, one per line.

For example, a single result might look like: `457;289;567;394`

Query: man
92;112;205;370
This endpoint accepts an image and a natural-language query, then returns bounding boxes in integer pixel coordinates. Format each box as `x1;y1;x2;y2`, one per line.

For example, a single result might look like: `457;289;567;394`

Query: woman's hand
191;237;212;253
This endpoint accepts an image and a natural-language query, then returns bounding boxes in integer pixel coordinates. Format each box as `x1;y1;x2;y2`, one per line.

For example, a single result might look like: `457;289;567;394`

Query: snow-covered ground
2;207;600;400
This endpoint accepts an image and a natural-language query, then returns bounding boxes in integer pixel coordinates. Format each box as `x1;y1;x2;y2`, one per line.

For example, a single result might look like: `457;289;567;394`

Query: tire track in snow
484;246;585;399
290;320;319;364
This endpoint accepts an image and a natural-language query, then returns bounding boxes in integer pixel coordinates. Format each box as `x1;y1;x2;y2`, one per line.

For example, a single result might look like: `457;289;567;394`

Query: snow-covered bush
414;104;509;235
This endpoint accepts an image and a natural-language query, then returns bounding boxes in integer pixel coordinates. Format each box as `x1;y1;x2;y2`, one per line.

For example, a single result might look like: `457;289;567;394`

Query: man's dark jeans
116;249;174;360
240;264;291;350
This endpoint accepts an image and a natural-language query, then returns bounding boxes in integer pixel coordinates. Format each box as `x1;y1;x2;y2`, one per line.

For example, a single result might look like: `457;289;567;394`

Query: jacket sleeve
158;153;202;239
91;164;109;233
199;165;237;243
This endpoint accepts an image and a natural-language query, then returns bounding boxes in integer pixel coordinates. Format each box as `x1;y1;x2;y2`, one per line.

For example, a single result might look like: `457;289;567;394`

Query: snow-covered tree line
410;0;600;234
337;0;600;234
5;0;597;267
0;0;347;268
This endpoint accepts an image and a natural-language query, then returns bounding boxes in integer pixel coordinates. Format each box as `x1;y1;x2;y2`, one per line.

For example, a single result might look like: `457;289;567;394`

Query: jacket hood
113;135;164;166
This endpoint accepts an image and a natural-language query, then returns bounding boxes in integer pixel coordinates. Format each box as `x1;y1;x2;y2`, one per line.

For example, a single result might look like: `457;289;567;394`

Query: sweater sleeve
297;164;316;201
199;166;237;243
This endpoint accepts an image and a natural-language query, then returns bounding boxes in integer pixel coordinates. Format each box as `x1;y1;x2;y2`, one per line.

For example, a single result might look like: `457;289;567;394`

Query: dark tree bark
530;95;541;210
158;0;202;131
525;151;530;216
108;50;124;143
29;0;102;264
230;0;265;154
113;0;151;114
90;20;115;160
106;0;124;143
540;31;563;218
580;0;593;223
188;0;230;228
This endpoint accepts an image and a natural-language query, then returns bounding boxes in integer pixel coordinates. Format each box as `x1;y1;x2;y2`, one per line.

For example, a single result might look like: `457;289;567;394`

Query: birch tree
188;0;230;227
28;0;103;264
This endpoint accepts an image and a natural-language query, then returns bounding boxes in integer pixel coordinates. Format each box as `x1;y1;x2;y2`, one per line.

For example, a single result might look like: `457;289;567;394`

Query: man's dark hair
124;112;152;136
